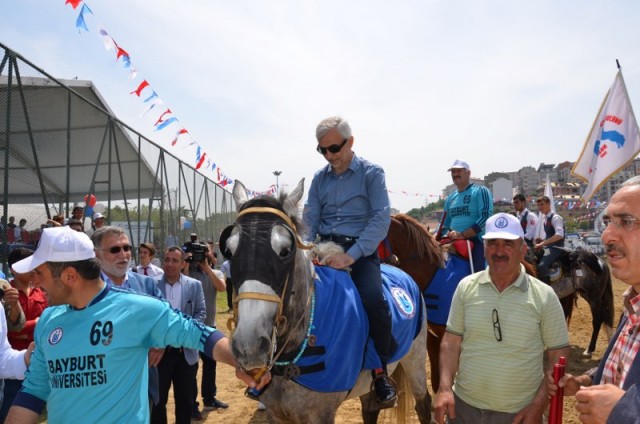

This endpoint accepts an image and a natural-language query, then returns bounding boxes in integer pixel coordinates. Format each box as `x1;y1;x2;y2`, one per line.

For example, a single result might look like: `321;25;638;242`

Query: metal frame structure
0;42;236;272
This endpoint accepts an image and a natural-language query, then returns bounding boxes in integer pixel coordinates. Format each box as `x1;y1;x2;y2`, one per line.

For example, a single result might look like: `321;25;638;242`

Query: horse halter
222;206;314;369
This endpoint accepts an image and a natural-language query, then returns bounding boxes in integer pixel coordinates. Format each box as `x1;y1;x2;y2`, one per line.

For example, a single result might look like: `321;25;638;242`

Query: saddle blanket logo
391;287;415;318
48;327;64;345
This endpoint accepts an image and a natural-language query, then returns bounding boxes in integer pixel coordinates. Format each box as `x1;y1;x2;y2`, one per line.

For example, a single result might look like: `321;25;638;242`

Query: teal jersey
443;184;493;237
15;284;221;423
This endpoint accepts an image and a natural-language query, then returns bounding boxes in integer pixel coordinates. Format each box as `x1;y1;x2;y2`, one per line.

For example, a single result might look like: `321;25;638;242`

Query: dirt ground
164;278;628;424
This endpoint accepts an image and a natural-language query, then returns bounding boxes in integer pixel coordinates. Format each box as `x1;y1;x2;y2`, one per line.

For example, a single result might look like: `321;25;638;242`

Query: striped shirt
447;265;569;412
602;287;640;386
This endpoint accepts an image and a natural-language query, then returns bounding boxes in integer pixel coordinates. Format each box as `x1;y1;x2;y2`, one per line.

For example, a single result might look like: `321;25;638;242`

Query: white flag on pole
544;173;556;213
572;69;640;202
535;174;555;241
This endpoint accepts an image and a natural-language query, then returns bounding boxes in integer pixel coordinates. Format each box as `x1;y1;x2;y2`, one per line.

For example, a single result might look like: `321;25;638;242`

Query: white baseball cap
12;226;96;273
447;159;470;171
482;213;524;240
93;213;105;220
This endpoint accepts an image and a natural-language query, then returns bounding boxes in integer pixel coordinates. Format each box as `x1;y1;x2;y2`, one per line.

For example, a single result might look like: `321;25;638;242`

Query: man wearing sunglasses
435;213;568;424
4;227;269;424
303;116;396;405
91;227;165;410
546;176;640;423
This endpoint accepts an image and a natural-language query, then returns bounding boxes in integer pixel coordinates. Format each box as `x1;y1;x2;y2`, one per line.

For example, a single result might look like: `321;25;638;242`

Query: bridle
227;206;314;375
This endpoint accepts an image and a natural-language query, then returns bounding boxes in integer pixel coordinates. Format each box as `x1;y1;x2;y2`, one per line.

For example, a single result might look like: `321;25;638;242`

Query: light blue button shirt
303;154;391;261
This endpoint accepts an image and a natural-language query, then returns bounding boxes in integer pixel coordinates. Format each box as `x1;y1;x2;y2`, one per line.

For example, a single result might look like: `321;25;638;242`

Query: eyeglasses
602;215;640;232
100;244;133;254
493;308;502;342
316;139;348;155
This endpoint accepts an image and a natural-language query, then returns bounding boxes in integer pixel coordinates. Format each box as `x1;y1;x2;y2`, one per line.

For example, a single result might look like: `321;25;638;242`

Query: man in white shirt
0;300;30;412
533;196;565;284
513;194;538;248
133;242;164;279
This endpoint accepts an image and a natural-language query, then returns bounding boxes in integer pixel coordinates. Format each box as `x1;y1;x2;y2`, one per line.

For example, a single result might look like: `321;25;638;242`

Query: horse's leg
584;296;606;357
587;308;602;356
399;325;432;424
427;322;446;393
359;393;381;424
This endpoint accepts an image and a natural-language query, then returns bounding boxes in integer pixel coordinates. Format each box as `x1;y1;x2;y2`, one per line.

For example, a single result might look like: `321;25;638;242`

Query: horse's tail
601;265;615;329
560;293;577;326
386;363;412;424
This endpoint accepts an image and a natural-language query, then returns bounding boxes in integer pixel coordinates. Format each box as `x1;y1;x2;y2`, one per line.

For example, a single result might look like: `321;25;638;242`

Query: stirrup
368;374;398;410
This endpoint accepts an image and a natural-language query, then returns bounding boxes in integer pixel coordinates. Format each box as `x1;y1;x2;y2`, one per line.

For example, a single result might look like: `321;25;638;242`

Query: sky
2;0;640;213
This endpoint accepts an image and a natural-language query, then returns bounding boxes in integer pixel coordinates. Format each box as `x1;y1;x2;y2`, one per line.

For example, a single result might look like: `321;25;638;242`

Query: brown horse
385;214;447;391
385;214;538;392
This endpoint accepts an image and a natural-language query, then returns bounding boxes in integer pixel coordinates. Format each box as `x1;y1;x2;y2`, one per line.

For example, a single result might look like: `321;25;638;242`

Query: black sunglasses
493;308;502;342
101;244;133;254
316;138;347;155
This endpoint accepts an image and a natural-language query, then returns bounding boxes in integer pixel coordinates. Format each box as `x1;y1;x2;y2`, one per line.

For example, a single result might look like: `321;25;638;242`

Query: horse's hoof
582;350;593;358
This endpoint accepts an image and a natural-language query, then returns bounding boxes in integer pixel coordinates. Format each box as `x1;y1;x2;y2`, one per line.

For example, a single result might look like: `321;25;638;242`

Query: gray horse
222;179;431;424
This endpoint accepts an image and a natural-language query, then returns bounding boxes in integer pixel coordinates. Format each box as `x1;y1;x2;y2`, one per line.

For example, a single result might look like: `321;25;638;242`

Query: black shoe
203;398;229;410
191;407;203;421
373;374;397;403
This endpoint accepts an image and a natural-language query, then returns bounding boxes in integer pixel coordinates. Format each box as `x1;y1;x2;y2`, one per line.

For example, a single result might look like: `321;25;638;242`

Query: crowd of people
1;116;640;423
1;206;108;247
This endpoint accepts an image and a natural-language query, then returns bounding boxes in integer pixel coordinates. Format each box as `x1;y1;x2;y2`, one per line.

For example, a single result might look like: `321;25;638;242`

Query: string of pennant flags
67;1;618;208
62;0;458;202
66;0;237;188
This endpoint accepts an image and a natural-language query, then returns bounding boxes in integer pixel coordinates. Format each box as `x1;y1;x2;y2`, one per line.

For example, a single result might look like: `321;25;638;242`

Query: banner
571;69;640;201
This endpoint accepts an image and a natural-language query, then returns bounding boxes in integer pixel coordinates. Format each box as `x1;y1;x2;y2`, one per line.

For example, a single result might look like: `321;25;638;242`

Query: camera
183;242;208;263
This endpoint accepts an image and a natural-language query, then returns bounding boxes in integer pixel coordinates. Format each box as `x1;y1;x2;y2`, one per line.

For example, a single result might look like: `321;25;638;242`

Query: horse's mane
393;214;446;268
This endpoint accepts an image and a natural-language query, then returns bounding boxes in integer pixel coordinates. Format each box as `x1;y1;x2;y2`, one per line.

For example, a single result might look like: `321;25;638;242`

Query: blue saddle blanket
423;255;471;325
288;264;423;392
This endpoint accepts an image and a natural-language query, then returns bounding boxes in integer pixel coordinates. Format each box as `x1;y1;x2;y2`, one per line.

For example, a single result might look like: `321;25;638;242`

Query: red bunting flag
171;128;189;146
196;152;207;170
154;109;172;126
65;0;82;9
130;80;149;97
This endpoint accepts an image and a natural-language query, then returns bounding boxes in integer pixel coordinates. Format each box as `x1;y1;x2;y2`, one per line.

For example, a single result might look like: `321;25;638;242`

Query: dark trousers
538;247;564;281
198;351;217;403
0;378;21;422
469;236;486;272
226;278;233;309
151;347;197;424
350;253;394;364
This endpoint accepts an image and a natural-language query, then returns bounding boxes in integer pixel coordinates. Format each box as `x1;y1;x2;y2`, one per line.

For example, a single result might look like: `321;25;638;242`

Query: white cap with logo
447;159;471;171
482;213;524;240
12;226;96;273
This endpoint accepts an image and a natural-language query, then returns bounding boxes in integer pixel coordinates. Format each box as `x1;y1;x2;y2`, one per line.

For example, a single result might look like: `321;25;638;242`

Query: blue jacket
593;315;640;423
155;274;206;365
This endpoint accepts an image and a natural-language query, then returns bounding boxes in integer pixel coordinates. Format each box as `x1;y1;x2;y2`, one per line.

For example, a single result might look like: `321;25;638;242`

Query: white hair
315;116;352;141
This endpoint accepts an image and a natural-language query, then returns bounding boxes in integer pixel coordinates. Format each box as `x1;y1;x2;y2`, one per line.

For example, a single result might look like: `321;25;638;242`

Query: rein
230;205;316;376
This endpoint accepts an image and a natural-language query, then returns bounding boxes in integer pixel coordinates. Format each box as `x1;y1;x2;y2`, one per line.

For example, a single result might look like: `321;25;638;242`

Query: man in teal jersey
442;159;493;270
5;227;269;424
434;213;569;424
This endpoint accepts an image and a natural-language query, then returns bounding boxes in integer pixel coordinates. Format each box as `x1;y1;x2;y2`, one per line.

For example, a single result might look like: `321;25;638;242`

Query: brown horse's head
386;214;446;292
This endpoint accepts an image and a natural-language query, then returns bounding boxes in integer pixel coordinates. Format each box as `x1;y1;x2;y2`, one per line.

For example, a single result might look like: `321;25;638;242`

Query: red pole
548;356;566;424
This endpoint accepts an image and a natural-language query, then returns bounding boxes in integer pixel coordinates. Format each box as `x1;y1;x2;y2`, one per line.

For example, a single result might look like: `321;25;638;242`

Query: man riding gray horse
303;116;396;404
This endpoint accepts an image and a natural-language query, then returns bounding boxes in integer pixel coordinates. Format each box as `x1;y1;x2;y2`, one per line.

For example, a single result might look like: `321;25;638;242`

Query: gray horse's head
221;179;311;373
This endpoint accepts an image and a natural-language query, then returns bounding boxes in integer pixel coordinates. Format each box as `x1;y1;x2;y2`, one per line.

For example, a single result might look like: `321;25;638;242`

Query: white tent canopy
0;75;161;205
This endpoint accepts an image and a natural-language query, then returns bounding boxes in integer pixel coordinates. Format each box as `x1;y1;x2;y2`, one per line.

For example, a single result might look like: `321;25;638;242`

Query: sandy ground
158;277;627;424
